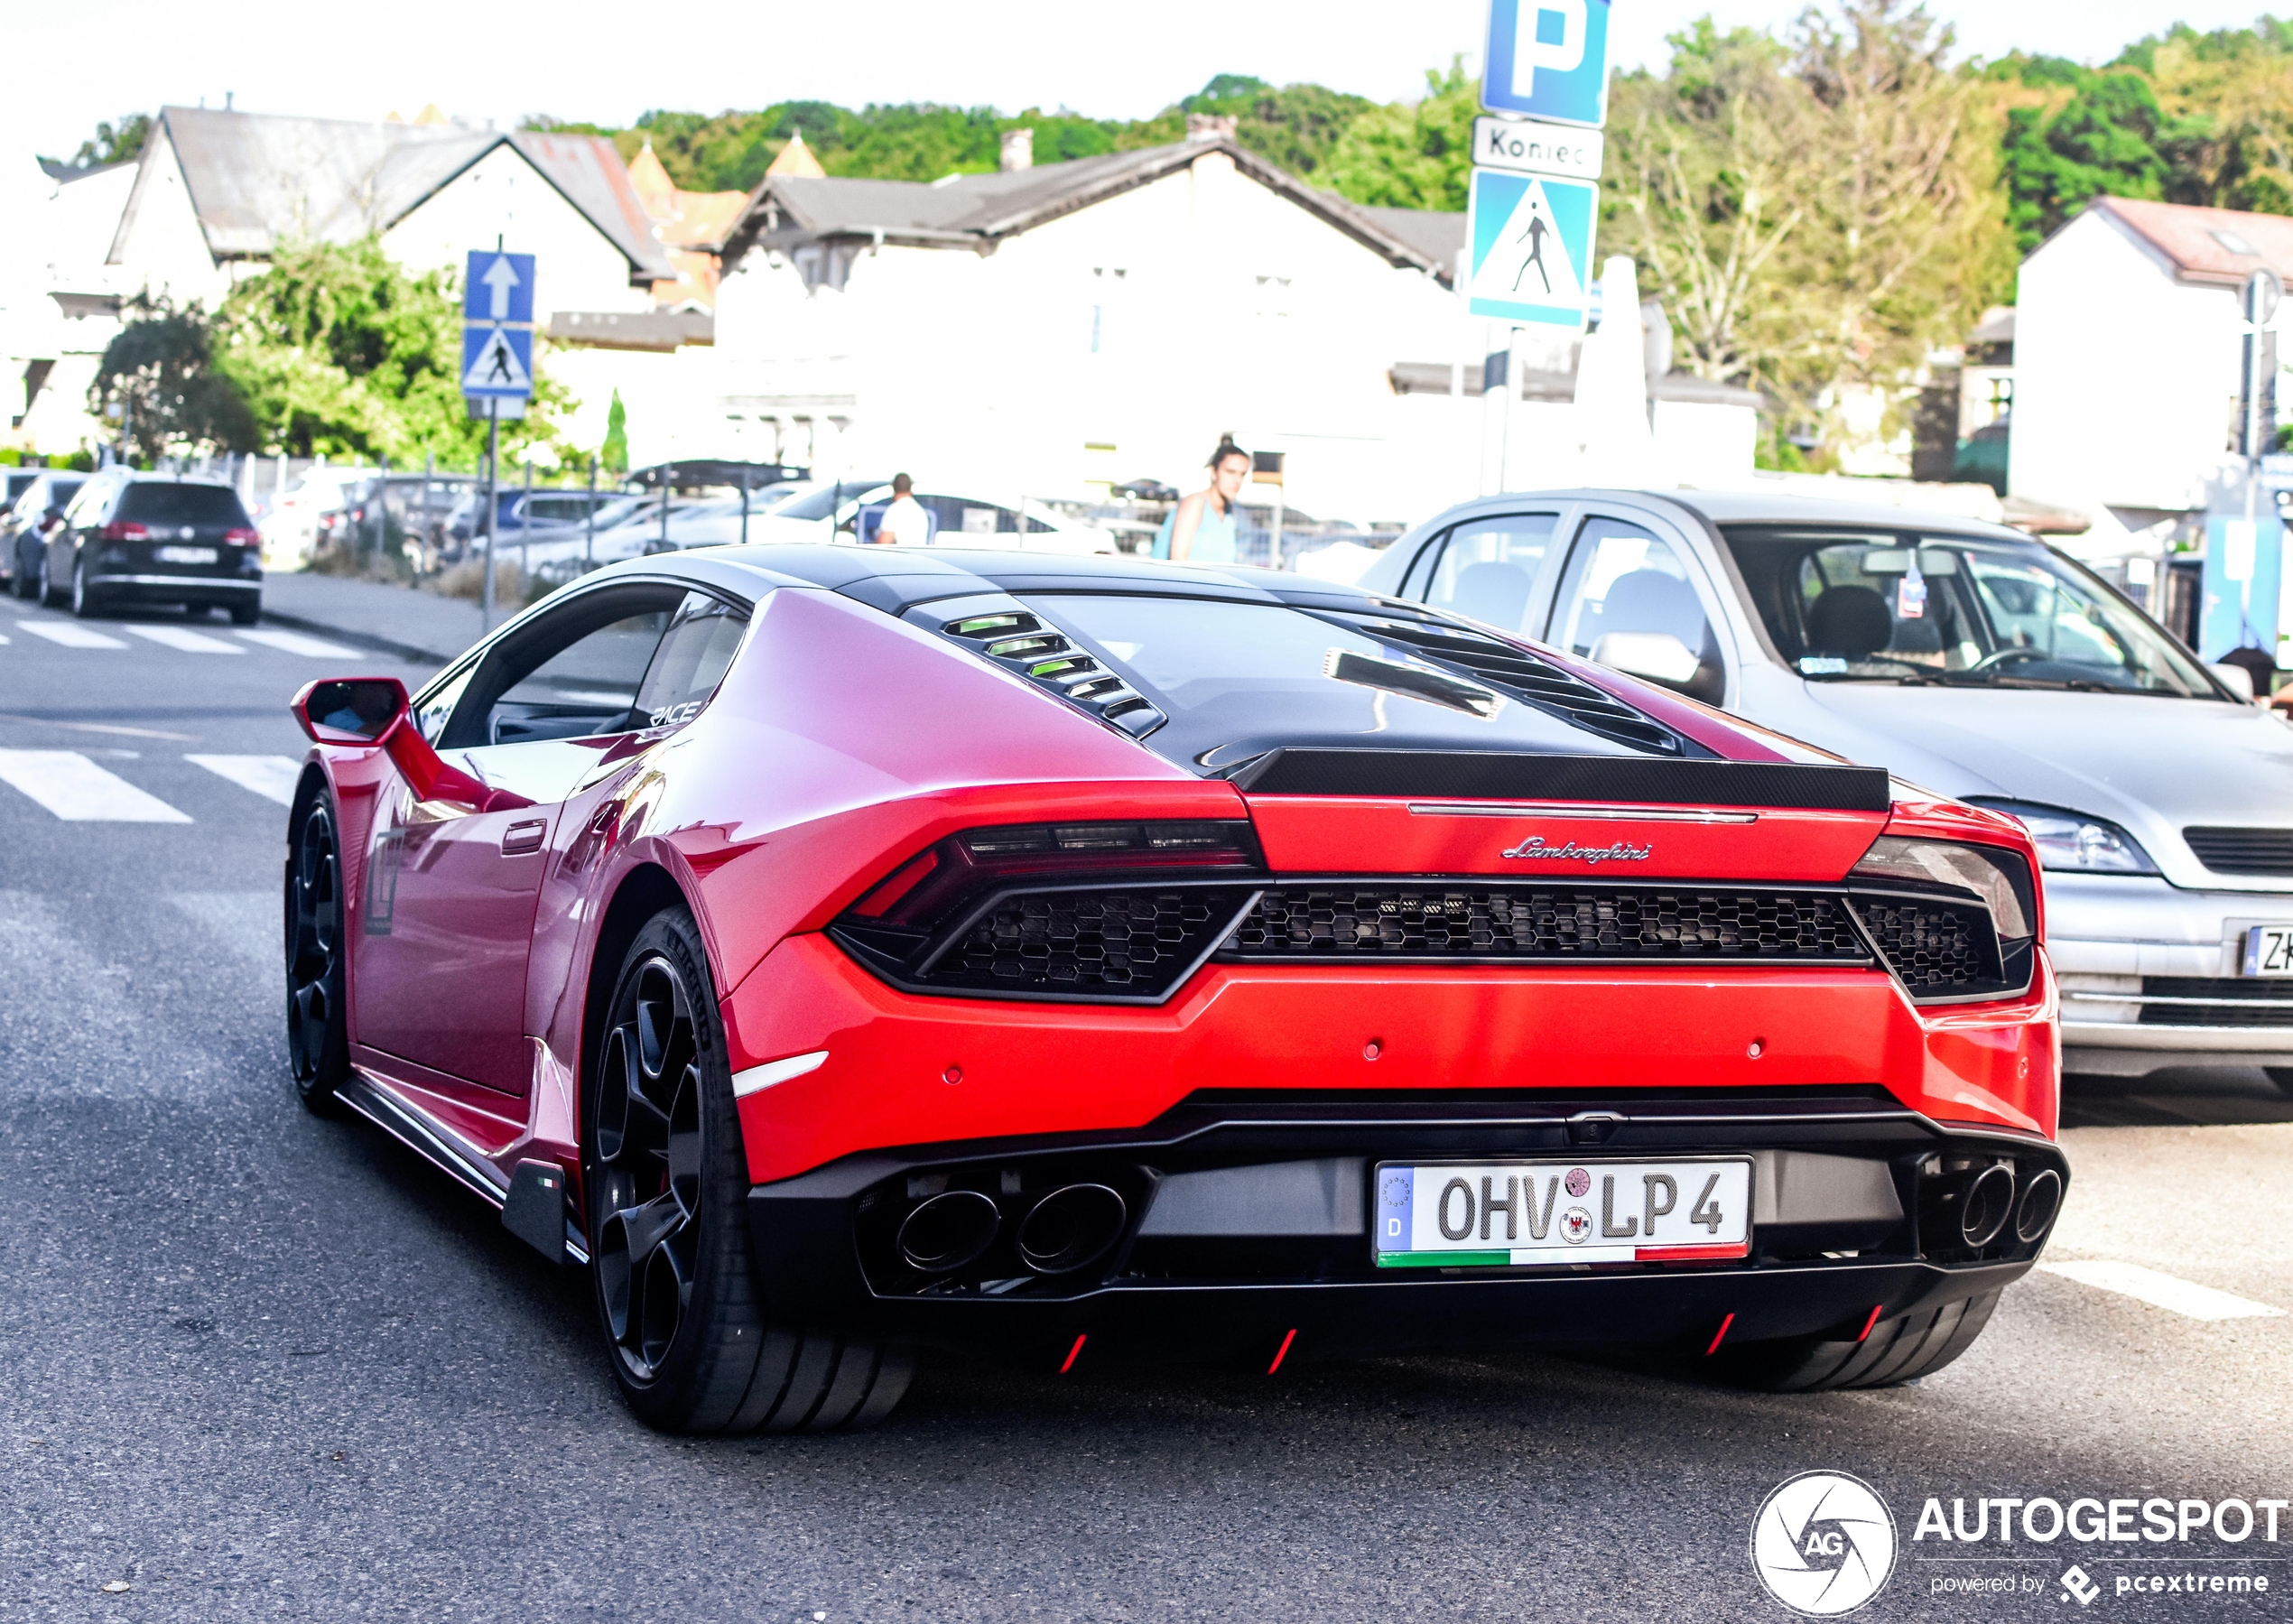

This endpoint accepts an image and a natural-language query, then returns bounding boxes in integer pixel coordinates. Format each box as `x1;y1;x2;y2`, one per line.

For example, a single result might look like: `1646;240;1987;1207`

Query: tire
37;551;60;608
8;547;32;600
1712;1289;2001;1392
284;793;351;1109
70;555;99;617
229;599;261;626
587;907;913;1434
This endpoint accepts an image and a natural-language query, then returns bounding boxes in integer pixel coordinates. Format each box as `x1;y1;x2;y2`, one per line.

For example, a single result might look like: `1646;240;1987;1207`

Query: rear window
5;473;35;503
1027;593;1653;771
117;483;253;528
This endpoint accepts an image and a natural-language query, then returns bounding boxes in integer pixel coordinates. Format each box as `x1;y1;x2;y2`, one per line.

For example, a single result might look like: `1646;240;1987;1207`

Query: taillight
1846;837;2038;1004
832;820;1265;1004
99;522;148;542
225;527;259;545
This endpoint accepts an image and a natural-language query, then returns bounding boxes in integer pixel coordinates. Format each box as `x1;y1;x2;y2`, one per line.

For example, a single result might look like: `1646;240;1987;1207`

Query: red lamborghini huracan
285;544;2064;1434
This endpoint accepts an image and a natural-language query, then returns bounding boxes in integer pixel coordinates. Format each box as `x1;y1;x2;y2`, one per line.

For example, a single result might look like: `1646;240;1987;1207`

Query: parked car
446;486;636;551
259;466;377;570
749;480;1118;553
281;543;2060;1434
5;470;89;599
1360;487;2293;1087
44;470;263;621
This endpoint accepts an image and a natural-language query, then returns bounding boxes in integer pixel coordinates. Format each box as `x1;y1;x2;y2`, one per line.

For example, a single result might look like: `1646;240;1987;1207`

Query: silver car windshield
1718;526;2220;698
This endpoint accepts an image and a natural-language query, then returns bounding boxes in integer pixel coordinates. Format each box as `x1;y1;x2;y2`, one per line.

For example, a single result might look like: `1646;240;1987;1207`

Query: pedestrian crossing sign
1463;168;1598;328
460;323;534;398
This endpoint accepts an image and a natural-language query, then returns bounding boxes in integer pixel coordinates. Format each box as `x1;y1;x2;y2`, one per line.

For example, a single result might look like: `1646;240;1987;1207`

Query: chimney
1000;128;1034;172
1185;114;1238;143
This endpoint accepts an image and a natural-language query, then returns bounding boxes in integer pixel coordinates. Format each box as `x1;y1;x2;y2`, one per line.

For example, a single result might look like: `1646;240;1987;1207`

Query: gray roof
116;107;673;284
723;138;1459;282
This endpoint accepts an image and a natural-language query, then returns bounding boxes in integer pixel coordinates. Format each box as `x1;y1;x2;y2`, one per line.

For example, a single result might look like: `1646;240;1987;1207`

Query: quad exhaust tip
1017;1183;1128;1275
896;1189;1001;1274
1958;1163;2017;1250
2013;1167;2063;1245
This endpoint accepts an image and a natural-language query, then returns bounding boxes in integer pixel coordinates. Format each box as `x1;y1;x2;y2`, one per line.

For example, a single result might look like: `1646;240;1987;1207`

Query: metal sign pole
481;405;498;632
740;469;750;544
585;455;598;572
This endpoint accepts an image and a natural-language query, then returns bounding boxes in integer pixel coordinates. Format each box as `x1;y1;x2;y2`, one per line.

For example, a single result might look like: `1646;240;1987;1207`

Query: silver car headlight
1966;800;2158;876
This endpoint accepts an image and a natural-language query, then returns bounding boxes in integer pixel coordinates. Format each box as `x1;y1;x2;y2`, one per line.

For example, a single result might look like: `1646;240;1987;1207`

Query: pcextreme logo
1750;1471;1898;1616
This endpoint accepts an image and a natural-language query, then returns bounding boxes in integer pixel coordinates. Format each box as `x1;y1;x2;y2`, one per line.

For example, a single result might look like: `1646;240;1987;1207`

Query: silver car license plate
2242;924;2293;977
155;545;218;565
1374;1157;1752;1267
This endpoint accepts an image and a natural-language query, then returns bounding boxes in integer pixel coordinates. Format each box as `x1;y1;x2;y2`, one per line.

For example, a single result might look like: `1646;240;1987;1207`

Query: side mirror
289;675;531;812
292;677;409;744
2210;663;2259;702
1591;630;1703;685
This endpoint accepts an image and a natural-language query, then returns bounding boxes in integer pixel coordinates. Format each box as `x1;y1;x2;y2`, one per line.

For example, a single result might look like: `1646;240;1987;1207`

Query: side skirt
338;1072;590;1265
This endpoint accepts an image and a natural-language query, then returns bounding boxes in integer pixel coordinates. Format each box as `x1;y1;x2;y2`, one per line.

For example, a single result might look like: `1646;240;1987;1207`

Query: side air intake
930;597;1166;737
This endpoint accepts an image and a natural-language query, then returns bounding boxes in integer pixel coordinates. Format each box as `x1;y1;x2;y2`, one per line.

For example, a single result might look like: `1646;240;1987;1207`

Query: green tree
601;390;628;475
88;294;256;463
65;113;151;169
1319;60;1479;211
1988;56;2180;252
211;238;576;466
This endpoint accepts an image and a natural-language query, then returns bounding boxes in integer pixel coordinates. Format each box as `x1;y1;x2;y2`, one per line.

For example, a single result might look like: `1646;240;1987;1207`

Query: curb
258;606;461;667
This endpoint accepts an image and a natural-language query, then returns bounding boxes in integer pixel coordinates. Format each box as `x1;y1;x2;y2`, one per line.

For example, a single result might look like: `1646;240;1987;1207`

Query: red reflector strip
1704;1312;1736;1356
1857;1304;1883;1342
1636;1242;1751;1264
1267;1328;1297;1375
1058;1333;1086;1374
852;849;939;918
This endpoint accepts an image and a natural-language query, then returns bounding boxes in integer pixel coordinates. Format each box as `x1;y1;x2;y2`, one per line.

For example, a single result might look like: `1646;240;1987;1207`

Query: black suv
46;472;263;622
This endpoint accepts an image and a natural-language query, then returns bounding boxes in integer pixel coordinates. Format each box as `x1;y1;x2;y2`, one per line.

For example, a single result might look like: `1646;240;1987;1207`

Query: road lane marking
0;749;191;821
2038;1260;2285;1322
124;624;246;654
186;754;302;806
0;712;198;742
235;627;361;659
15;621;129;649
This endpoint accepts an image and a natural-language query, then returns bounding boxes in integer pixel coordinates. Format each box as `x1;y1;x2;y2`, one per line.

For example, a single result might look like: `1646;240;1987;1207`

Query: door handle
501;818;548;855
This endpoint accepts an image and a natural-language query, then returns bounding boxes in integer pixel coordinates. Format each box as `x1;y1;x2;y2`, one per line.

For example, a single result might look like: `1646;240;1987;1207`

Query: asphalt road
3;598;2288;1623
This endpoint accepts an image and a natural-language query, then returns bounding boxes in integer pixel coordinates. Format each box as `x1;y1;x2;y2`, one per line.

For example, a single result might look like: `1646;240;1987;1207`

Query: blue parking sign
1482;0;1611;128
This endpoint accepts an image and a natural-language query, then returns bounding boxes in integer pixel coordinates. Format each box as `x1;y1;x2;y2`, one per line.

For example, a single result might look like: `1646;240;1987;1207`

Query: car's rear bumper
88;572;260;605
744;1094;2060;1364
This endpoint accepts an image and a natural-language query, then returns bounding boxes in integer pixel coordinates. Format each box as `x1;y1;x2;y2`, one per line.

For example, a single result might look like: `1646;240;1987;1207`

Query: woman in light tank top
1152;440;1251;564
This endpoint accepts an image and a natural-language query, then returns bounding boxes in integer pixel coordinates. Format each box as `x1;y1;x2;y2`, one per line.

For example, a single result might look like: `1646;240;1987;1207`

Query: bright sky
5;1;2275;164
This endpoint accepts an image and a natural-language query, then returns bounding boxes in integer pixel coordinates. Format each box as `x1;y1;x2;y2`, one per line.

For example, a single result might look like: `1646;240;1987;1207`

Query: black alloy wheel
285;796;350;1108
587;908;914;1434
591;942;709;1385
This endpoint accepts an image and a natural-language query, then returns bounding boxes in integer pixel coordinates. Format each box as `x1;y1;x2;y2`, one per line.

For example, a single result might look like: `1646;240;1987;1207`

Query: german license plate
1374;1157;1752;1267
156;545;217;565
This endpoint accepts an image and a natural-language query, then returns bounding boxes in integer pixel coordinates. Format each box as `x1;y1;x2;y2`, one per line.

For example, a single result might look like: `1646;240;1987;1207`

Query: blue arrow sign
461;323;534;399
463;250;535;326
1482;0;1611;128
1463;169;1598;327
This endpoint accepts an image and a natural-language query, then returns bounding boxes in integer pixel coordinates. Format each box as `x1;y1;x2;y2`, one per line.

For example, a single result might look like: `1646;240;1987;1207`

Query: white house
6;107;685;458
4;158;141;452
2011;196;2291;520
690;130;1758;525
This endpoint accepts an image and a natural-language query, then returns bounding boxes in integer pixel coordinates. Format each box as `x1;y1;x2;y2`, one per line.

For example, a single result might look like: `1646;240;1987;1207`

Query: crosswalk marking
0;749;191;821
15;621;129;650
125;624;246;654
186;754;302;806
234;627;360;659
2038;1259;2285;1322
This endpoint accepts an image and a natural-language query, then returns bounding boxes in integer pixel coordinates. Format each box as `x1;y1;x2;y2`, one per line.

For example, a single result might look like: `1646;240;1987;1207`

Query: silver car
1359;488;2293;1087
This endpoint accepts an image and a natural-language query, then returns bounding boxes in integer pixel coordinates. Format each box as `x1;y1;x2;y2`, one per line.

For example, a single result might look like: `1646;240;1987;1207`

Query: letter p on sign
1513;2;1587;98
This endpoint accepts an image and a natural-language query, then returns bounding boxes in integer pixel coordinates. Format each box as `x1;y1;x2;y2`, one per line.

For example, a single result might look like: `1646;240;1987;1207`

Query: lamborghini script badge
1501;835;1652;864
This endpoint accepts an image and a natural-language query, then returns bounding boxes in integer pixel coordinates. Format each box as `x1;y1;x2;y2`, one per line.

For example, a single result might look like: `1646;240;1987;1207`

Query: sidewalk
260;572;494;666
